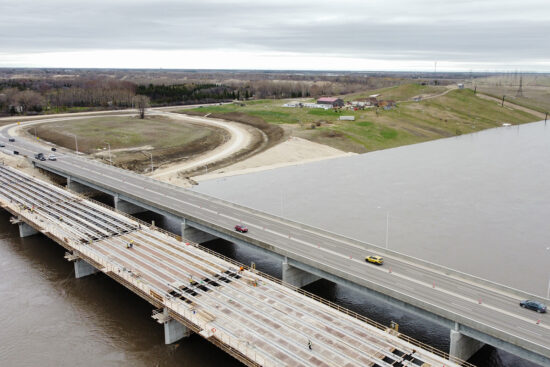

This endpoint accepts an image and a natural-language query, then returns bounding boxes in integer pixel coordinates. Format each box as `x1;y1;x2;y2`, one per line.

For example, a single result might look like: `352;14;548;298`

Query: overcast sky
1;0;549;72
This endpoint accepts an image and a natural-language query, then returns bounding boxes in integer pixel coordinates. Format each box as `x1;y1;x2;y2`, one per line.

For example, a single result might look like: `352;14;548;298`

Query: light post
546;247;550;298
68;133;78;154
385;212;390;249
103;141;112;164
377;206;390;249
144;151;153;173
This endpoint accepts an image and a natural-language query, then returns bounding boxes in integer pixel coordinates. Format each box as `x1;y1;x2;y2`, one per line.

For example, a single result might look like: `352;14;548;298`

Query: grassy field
31;115;227;171
181;85;540;153
471;74;550;113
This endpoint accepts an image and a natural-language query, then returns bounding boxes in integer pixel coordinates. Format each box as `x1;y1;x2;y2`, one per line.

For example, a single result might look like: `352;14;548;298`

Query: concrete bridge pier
163;308;191;344
67;177;92;194
74;259;99;279
114;194;147;215
282;257;321;288
181;218;217;244
18;222;38;237
450;323;484;362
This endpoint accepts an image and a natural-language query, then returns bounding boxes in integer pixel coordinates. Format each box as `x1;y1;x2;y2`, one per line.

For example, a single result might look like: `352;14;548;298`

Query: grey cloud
1;0;549;66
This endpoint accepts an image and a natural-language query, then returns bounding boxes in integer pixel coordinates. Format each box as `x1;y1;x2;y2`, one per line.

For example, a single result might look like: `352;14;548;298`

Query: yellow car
365;255;384;265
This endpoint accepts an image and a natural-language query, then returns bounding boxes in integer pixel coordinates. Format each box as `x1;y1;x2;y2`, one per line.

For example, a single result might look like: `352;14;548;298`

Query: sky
1;0;549;72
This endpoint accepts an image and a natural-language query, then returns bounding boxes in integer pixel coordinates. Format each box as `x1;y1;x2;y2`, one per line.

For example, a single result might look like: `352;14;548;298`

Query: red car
235;224;248;233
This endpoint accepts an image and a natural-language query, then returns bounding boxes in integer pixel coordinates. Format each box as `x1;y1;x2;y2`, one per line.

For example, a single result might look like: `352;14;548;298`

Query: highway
1;115;549;365
0;164;463;367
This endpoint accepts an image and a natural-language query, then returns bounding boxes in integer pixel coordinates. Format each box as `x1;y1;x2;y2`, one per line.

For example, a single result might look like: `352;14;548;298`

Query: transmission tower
516;75;524;97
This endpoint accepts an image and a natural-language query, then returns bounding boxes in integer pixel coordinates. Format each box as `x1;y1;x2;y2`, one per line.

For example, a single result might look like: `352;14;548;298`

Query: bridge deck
0;164;464;367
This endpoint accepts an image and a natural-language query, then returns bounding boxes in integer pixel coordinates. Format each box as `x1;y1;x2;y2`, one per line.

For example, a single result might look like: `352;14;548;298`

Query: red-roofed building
316;97;344;107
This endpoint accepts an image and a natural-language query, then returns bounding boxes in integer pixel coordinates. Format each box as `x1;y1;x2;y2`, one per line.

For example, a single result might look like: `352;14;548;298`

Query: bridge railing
192;242;475;367
7;166;472;367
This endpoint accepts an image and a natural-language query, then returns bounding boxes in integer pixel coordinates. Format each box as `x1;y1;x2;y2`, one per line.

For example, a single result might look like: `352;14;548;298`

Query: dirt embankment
178;111;286;177
184;111;286;150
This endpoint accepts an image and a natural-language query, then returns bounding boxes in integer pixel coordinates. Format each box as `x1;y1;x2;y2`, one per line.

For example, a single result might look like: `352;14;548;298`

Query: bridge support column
114;195;147;215
163;308;190;344
18;222;38;237
74;259;99;279
67;177;93;194
450;323;484;362
282;257;320;288
181;218;217;244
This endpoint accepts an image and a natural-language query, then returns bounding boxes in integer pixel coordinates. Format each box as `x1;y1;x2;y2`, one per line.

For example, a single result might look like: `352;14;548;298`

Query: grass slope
182;85;540;154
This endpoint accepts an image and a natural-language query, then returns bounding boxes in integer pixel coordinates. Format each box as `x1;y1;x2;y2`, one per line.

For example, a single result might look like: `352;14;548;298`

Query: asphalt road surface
1;119;548;364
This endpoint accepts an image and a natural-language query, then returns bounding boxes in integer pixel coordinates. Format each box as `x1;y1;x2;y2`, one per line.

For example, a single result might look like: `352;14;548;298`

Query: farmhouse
317;97;344;107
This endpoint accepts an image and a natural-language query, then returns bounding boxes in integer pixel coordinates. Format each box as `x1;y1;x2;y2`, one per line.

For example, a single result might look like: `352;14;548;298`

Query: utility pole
104;142;112;164
501;95;505;107
516;75;524;97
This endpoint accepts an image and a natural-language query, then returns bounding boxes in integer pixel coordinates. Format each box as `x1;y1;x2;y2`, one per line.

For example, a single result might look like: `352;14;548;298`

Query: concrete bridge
0;164;466;367
1;123;550;366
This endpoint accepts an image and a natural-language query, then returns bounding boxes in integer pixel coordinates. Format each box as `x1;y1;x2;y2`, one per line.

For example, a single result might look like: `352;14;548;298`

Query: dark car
9;138;15;142
51;147;57;152
235;224;248;233
13;151;19;155
520;300;547;313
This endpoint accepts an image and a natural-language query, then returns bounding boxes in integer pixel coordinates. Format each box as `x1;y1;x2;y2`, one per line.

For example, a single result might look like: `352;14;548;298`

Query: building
378;100;395;107
339;116;355;121
317;97;344;107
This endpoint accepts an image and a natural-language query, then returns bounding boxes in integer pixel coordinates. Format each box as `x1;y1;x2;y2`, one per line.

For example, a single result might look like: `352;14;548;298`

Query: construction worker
308;339;312;350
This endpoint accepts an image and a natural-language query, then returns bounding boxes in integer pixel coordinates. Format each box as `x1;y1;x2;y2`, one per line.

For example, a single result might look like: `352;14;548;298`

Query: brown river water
2;121;548;366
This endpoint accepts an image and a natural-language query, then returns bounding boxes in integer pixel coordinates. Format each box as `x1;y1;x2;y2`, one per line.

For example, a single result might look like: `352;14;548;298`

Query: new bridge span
1;117;549;366
0;164;465;367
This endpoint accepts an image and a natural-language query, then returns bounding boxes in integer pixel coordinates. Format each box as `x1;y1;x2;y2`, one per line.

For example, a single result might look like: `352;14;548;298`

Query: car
13;151;19;155
0;143;5;147
235;224;248;233
34;153;44;159
8;138;15;142
365;255;384;265
48;154;57;161
51;147;57;152
520;300;547;313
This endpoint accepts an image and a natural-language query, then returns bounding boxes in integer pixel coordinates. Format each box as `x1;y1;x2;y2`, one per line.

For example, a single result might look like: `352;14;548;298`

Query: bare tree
133;95;150;119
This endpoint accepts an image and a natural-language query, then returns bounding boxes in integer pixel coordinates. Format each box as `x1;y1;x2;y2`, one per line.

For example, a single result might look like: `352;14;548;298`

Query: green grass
34;115;218;153
181;83;541;153
343;83;447;102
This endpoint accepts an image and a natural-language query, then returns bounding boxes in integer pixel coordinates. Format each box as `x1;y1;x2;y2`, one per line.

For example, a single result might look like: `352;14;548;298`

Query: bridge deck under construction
0;164;465;367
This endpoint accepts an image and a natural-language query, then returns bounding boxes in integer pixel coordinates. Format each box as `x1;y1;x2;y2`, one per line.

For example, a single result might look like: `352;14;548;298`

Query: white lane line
517;326;545;337
47;156;550;333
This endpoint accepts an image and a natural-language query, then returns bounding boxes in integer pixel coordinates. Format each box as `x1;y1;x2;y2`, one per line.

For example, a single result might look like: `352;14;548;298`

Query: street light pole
144;151;153;173
385;212;389;249
546;247;550;298
103;141;112;164
68;133;78;154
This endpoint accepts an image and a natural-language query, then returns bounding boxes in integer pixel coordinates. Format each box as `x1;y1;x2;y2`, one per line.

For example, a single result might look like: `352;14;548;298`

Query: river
1;121;548;366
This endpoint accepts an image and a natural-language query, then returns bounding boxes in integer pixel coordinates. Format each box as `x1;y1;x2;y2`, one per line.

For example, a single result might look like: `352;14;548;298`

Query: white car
48;154;57;161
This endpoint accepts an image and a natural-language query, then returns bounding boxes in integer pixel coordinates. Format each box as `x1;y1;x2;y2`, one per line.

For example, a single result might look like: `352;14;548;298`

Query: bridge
1;116;549;366
0;164;465;367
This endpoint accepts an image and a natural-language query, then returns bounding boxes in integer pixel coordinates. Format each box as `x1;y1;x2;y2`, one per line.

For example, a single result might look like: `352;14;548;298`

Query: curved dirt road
150;110;255;178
